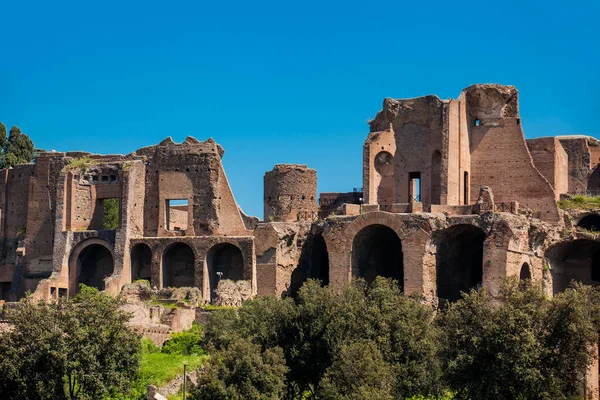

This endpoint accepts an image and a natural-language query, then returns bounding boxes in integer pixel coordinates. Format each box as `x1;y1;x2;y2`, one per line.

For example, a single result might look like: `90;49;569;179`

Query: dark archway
352;224;403;289
207;243;244;301
578;214;600;232
162;243;195;288
75;244;114;292
436;224;485;304
519;262;531;281
546;240;600;294
431;150;442;205
290;234;330;297
131;243;152;283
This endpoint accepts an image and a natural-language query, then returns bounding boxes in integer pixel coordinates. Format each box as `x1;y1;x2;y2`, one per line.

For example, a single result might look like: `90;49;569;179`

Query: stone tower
264;164;317;222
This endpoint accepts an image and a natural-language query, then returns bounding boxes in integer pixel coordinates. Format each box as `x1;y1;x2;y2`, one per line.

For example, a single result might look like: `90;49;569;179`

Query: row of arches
72;241;246;301
292;224;541;303
72;223;600;303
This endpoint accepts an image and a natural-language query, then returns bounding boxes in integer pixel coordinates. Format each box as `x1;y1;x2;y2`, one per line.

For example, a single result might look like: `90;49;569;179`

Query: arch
431;150;442;205
546;239;600;294
162;242;195;288
290;233;330;297
70;239;114;294
352;224;403;289
436;224;485;304
519;262;531;282
374;151;395;205
577;214;600;232
207;243;244;302
131;243;152;283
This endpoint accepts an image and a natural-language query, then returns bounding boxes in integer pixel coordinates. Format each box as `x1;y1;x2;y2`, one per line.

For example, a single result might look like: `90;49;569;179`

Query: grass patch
149;300;179;309
558;195;600;210
201;303;237;310
62;156;94;173
140;351;207;387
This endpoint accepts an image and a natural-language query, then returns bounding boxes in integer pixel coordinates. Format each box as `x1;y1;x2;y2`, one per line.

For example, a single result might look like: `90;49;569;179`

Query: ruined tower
263;164;317;222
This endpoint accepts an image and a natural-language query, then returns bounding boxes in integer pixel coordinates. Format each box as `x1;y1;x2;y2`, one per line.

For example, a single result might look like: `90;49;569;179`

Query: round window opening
374;151;394;175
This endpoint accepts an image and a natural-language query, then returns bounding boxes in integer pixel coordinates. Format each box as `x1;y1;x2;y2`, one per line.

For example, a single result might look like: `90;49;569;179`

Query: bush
162;322;205;356
202;278;441;399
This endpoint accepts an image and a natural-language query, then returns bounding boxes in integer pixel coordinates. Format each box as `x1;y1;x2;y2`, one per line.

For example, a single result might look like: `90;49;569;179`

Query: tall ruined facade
0;83;598;322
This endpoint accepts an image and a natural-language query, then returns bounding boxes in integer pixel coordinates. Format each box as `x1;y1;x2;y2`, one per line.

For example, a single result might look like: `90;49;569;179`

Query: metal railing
297;211;318;221
569;189;600;197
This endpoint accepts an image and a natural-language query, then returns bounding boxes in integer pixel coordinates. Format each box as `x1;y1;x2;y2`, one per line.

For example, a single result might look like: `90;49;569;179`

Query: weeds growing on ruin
62;155;94;173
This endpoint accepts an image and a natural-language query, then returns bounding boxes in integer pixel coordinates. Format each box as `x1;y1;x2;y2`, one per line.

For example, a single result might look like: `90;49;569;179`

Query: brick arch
341;212;411;254
576;213;600;232
205;242;246;303
68;238;115;296
161;241;197;289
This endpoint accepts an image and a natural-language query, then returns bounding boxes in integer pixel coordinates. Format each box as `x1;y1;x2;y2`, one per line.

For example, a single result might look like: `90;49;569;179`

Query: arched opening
374;151;395;205
131;243;152;283
519;262;531;281
290;234;330;297
352;224;403;289
74;244;114;293
546;240;600;294
436;224;485;304
162;243;195;288
431;150;442;205
577;214;600;232
207;243;244;301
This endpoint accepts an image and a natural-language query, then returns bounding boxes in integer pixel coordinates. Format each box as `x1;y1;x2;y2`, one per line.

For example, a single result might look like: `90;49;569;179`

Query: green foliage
203;278;441;399
103;198;120;230
0;284;141;400
192;339;288;400
62;155;94;173
438;279;600;400
0;123;36;169
162;322;205;356
0;122;6;149
558;195;600;210
317;340;395;400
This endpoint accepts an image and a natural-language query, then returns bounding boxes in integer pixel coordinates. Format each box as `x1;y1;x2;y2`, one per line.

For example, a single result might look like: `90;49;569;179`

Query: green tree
0;122;6;149
0;285;141;400
103;198;120;230
191;339;288;400
203;278;442;399
439;279;599;400
317;340;395;400
0;123;36;169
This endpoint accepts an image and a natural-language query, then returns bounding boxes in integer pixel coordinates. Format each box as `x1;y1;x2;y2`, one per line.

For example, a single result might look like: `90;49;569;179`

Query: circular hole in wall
374;151;394;175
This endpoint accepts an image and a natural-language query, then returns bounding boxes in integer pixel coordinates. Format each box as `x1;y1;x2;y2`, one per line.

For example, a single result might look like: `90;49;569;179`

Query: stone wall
464;85;559;222
526;137;569;198
264;164;318;222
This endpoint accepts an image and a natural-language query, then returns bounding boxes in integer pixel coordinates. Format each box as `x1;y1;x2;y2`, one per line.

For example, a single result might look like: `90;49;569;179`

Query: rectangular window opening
102;198;120;230
166;199;189;231
463;171;469;205
408;172;421;202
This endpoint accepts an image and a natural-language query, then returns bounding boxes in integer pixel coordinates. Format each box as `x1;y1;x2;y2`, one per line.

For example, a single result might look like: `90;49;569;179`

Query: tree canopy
0;122;37;169
0;285;141;400
194;278;600;400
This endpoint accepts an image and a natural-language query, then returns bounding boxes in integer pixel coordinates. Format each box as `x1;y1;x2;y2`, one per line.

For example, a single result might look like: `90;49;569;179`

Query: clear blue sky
2;0;599;218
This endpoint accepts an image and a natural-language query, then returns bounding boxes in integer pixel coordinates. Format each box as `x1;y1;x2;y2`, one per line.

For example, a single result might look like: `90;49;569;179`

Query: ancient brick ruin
1;83;600;316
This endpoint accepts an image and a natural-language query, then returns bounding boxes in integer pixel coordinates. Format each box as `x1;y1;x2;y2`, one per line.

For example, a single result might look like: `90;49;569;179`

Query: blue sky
2;0;599;218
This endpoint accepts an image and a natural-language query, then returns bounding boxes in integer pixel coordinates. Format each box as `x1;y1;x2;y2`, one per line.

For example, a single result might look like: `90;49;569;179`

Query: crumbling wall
363;125;396;205
558;137;591;193
0;165;34;298
264;164;318;222
369;96;445;205
464;84;559;222
136;137;247;237
526;137;569;198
